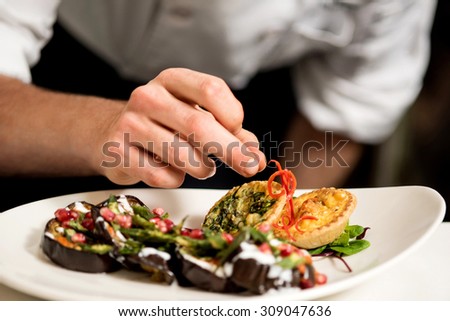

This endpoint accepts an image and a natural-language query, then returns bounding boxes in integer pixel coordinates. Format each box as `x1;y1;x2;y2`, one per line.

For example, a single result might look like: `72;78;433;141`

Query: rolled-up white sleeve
294;0;437;144
0;0;60;83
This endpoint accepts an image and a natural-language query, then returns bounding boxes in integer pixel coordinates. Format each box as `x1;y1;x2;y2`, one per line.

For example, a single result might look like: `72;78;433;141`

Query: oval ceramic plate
0;186;445;300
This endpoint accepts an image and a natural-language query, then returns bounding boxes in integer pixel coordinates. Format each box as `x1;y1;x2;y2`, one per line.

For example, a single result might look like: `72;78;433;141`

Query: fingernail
198;166;216;180
243;158;258;176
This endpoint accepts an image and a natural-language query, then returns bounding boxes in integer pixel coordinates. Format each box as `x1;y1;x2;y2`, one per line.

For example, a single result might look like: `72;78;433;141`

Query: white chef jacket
0;0;437;144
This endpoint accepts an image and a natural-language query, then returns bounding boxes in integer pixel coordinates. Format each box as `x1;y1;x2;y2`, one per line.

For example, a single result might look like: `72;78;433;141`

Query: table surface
1;222;449;301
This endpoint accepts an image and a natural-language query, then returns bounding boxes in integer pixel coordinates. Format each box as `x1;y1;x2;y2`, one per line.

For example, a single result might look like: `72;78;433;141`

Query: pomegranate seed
81;218;94;231
54;208;71;222
300;278;314;289
157;220;168;233
85;212;92;219
222;232;234;244
189;229;204;239
71;233;86;243
278;243;294;257
114;215;132;228
181;228;192;236
69;210;79;220
149;217;161;224
258;242;272;254
152;207;165;216
163;219;174;232
100;207;115;222
61;220;72;229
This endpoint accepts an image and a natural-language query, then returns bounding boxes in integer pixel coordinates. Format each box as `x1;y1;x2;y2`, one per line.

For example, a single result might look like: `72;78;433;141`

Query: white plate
0;186;445;300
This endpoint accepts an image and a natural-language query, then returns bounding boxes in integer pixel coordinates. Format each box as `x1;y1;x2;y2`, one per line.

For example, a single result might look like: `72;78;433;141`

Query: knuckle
199;78;244;131
186;112;211;134
129;84;164;113
113;111;140;136
199;76;226;99
129;85;147;104
156;68;179;84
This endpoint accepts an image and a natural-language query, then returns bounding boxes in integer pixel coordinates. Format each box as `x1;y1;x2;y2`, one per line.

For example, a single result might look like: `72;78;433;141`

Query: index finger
154;68;244;134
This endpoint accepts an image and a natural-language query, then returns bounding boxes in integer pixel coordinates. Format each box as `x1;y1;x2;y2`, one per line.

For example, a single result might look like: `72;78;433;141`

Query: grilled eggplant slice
175;226;321;294
172;227;239;291
227;241;317;294
92;194;177;284
41;192;329;293
224;228;320;294
94;194;150;243
41;201;119;273
176;247;243;293
113;247;175;284
228;242;299;294
202;181;286;234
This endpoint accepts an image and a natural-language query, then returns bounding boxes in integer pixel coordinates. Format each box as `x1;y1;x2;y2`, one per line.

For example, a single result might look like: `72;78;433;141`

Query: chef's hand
98;68;266;187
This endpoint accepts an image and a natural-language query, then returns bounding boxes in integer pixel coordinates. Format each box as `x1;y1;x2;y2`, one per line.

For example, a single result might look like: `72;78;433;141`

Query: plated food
40;161;370;294
42;201;120;273
41;194;327;294
203;180;286;233
203;161;358;250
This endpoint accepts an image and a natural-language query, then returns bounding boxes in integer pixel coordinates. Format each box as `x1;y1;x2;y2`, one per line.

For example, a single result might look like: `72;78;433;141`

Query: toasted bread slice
272;187;357;249
202;181;286;234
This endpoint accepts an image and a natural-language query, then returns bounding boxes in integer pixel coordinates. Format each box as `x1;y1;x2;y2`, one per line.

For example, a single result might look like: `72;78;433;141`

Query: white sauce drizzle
182;252;227;278
72;201;90;213
117;194;134;214
95;216;127;244
139;247;171;261
235;242;275;265
225;241;295;284
45;232;55;239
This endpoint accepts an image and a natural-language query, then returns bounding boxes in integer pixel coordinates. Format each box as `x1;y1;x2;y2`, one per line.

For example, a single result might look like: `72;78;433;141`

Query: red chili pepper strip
267;160;297;240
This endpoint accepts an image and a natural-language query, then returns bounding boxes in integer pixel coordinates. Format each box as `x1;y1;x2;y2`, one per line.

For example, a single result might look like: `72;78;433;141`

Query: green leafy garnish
308;224;371;272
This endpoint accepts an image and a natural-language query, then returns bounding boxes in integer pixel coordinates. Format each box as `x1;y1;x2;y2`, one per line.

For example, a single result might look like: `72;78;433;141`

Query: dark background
1;1;449;222
392;0;450;221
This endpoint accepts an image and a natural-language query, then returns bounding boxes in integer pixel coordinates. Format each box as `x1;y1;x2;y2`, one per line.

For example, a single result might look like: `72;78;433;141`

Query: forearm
0;68;266;187
0;75;125;177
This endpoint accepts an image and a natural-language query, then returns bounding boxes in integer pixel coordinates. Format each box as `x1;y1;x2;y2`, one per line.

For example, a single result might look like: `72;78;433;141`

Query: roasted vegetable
202;181;286;233
92;194;177;284
175;226;323;294
41;192;330;294
41;201;120;273
176;247;243;292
